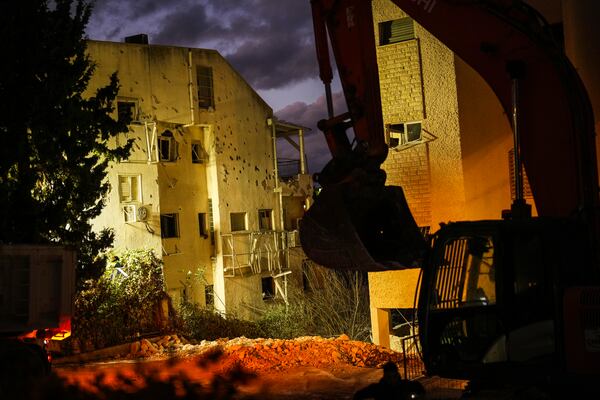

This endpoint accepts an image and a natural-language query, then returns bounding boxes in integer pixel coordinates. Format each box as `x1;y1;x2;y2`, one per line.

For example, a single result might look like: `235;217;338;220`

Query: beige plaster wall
86;41;292;315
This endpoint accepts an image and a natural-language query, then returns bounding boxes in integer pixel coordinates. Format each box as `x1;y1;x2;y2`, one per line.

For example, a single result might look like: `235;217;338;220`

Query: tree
0;0;132;281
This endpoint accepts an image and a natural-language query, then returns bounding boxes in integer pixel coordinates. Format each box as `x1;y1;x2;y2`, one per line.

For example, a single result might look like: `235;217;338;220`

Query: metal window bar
401;334;425;380
434;239;468;309
144;122;158;163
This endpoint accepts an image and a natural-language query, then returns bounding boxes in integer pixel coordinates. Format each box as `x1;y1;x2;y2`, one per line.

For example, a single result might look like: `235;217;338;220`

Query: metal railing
221;230;293;277
401;334;425;380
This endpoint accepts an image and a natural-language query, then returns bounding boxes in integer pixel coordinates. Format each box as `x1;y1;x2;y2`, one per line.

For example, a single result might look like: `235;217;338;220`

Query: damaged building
86;37;312;320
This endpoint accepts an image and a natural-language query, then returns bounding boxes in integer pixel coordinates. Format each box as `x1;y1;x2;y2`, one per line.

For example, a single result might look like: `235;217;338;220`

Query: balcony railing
221;230;298;277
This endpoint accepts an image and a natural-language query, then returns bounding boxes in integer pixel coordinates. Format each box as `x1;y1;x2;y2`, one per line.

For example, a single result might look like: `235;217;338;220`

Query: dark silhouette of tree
0;0;132;281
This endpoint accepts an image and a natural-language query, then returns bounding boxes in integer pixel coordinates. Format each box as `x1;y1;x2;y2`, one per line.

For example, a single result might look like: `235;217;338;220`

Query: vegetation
178;263;371;342
0;0;132;282
74;249;171;350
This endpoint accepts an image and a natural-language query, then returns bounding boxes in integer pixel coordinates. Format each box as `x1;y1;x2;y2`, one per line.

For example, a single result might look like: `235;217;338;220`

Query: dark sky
86;0;346;173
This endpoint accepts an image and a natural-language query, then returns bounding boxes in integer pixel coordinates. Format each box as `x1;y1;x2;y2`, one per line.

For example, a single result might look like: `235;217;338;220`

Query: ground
48;335;466;399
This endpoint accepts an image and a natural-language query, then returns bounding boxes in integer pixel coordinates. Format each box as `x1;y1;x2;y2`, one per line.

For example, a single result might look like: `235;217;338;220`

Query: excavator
300;0;600;394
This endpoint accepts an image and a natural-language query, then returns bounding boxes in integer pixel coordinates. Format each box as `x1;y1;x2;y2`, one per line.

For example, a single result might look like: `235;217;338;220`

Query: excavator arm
301;0;599;271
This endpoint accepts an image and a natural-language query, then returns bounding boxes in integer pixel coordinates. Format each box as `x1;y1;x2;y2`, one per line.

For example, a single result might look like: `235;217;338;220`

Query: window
388;122;422;148
258;209;273;231
205;285;214;308
191;141;206;164
380;17;415;45
160;213;179;238
197;66;214;110
262;277;275;300
117;100;137;124
230;212;247;232
118;175;141;203
198;213;208;238
159;130;178;162
431;236;496;310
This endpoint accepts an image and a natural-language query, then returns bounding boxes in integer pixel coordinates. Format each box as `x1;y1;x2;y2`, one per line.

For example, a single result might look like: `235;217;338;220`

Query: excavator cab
417;218;593;385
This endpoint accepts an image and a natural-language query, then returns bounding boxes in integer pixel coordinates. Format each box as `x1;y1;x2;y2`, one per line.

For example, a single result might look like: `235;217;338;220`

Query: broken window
262;277;275;300
230;212;247;232
258;209;273;231
379;17;415;45
191;141;205;164
117;100;137;124
198;213;208;238
160;213;179;238
388;122;422;148
159;130;178;162
118;175;141;203
197;66;214;110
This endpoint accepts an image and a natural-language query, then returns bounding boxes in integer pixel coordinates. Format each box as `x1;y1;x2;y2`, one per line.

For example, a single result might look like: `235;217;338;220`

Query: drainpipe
187;49;195;126
269;117;285;231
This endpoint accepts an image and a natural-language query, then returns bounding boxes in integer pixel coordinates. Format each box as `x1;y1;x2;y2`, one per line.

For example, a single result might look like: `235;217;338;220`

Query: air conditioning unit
123;204;151;223
136;205;150;222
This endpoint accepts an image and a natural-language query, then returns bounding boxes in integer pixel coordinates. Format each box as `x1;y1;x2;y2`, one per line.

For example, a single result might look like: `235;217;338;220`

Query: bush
299;264;372;341
256;302;312;339
177;301;263;341
73;249;171;350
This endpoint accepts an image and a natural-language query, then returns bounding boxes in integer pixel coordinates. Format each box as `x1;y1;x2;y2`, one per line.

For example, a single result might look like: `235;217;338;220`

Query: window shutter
380;17;415;45
119;176;131;202
130;176;139;202
389;18;414;43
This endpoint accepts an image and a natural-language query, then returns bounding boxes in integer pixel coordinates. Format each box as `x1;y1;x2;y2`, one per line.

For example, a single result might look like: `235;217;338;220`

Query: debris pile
127;334;410;372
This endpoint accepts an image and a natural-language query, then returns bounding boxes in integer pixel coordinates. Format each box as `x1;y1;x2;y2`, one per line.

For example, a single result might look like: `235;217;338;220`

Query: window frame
388;121;422;148
117;98;138;124
158;130;178;162
258;209;273;231
262;277;275;300
197;66;215;110
160;213;180;238
379;17;415;46
198;212;208;238
230;212;247;232
191;141;205;164
118;174;142;203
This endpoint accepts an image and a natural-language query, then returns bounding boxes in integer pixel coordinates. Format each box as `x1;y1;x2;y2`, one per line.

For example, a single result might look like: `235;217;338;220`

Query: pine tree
0;0;132;280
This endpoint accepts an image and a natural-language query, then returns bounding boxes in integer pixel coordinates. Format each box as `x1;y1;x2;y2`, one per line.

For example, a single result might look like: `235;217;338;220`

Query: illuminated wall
86;40;288;318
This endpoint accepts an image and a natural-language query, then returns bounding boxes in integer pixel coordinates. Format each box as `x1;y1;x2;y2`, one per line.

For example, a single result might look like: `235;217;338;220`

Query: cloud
276;91;347;132
87;0;322;91
275;91;348;173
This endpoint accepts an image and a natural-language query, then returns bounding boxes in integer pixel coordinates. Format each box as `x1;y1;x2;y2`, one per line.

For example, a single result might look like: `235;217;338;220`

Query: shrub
73;249;171;350
177;301;262;341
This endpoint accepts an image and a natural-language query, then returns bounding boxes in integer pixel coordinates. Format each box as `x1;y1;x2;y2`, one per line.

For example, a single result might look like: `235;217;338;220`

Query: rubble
125;334;409;372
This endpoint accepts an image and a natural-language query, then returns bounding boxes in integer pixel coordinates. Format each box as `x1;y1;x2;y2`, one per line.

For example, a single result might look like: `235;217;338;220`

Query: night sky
86;0;347;173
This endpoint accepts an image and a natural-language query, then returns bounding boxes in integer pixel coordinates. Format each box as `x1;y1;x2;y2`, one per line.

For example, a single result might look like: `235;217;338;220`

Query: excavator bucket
299;183;427;271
